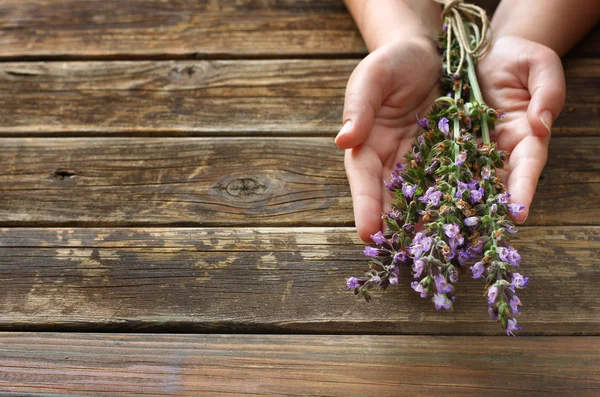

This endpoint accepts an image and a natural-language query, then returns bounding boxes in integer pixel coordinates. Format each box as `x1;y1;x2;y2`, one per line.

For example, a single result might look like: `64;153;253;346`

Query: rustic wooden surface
1;333;599;396
0;0;598;394
0;0;366;59
0;137;597;226
0;58;595;136
0;227;598;335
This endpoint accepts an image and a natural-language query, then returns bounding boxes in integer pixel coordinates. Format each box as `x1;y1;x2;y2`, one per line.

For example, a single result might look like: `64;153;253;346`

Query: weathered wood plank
0;0;366;59
0;60;353;136
0;58;595;136
0;138;351;226
1;333;598;396
0;137;597;226
0;227;598;335
4;0;595;61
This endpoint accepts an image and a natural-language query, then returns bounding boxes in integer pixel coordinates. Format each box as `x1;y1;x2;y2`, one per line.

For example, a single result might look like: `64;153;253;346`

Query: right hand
335;37;441;242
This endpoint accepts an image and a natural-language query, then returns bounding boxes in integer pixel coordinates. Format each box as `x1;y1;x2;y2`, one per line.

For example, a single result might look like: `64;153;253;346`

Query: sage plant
345;21;528;336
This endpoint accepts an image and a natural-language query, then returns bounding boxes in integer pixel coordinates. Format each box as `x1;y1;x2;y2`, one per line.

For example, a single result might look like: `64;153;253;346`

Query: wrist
345;0;441;51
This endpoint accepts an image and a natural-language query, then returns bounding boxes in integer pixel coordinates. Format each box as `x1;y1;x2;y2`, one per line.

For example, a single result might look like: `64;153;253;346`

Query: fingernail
539;110;553;135
516;213;528;225
335;120;352;143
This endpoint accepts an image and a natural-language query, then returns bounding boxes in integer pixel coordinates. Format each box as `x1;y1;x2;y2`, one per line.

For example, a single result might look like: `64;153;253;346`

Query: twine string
433;0;491;75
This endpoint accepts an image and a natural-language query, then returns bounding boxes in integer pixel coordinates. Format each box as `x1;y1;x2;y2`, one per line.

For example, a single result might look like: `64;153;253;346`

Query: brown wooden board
0;58;595;137
1;0;595;61
0;227;598;335
1;333;598;396
0;0;366;60
0;137;597;227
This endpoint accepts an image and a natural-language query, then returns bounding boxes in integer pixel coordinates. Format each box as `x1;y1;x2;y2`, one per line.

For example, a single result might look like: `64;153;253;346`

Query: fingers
506;135;549;224
335;54;390;149
525;42;566;137
344;145;383;242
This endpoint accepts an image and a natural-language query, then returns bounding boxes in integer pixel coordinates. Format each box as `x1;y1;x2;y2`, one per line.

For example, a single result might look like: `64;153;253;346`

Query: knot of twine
433;0;491;75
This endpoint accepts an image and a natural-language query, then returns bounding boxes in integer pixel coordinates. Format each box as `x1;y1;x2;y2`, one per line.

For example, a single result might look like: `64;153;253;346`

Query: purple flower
487;285;499;305
498;246;521;267
408;232;433;258
385;171;404;191
456;181;468;198
497;191;511;205
438;117;450;136
411;281;428;298
402;183;417;199
413;152;423;165
389;275;398;285
395;162;407;173
449;267;459;283
488;306;498;321
346;277;360;290
434;274;453;294
467;241;484;256
511;272;529;289
481;167;491;180
434;293;451;310
417;116;429;129
393;251;407;264
464;216;480;227
443;223;460;239
502;222;518;234
442;24;448;33
448;234;464;251
510;295;522;315
364;246;380;257
371;275;381;284
419;186;443;207
425;161;439;175
491;203;498;214
444;224;464;252
370;231;387;245
467;179;478;190
508;203;525;217
455;151;467;167
413;258;426;278
506;318;522;336
469;187;485;204
470;261;485;279
457;250;471;267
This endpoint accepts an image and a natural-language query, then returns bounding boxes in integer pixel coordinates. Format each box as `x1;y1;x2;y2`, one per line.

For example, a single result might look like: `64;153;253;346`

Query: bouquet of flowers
345;3;529;336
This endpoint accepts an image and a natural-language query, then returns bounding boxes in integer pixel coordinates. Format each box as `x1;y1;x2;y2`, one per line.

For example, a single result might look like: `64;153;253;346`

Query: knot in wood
52;168;77;180
224;178;266;198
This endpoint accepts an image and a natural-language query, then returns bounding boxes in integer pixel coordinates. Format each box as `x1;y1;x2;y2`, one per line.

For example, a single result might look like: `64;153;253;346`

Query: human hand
477;35;566;223
336;37;441;242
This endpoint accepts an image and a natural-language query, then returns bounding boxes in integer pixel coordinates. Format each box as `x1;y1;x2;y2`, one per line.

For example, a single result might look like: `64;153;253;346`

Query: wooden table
0;1;598;395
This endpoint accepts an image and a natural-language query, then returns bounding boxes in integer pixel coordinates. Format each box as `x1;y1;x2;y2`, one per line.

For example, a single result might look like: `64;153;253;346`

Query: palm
476;36;565;223
342;39;441;241
363;89;439;218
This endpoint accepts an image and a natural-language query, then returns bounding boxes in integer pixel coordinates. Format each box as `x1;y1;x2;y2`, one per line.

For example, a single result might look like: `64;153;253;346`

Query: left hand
477;35;566;223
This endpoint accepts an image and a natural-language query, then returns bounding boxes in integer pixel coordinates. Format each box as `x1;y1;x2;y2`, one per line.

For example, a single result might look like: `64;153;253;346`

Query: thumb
335;54;389;149
526;43;566;137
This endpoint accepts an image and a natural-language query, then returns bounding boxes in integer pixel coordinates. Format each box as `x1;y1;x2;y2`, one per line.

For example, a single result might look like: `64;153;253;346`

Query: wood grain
0;0;366;60
0;137;597;227
0;58;595;137
0;138;351;226
0;227;598;335
1;333;598;396
2;0;595;61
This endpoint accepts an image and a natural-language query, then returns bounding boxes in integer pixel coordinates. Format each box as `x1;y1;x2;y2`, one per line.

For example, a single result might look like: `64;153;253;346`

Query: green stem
465;52;490;145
